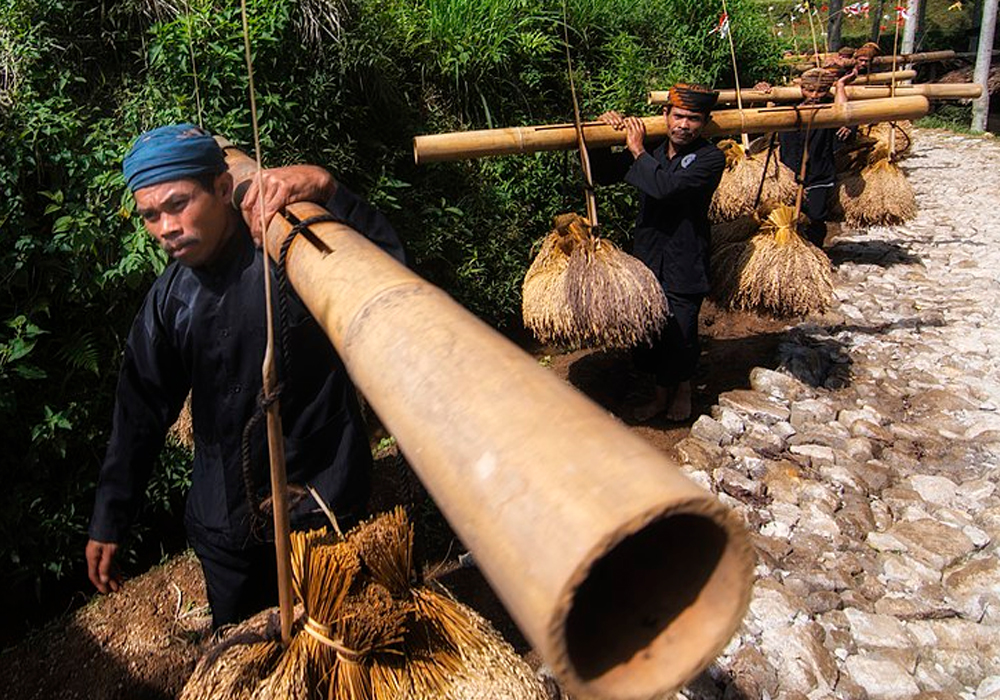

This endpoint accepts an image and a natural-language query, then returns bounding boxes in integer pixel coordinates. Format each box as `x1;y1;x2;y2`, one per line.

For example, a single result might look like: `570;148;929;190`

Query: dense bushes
0;0;780;637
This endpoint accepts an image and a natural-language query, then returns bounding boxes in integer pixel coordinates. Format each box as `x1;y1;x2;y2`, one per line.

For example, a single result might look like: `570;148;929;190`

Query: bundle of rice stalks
180;628;283;700
709;139;798;223
712;205;834;317
835;142;917;227
834;133;879;177
522;212;667;349
710;198;789;255
168;392;195;451
181;508;548;700
864;120;913;159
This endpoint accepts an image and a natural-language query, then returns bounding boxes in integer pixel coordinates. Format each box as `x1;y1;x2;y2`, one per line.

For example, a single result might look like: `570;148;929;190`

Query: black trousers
192;537;279;629
633;291;704;388
803;184;834;248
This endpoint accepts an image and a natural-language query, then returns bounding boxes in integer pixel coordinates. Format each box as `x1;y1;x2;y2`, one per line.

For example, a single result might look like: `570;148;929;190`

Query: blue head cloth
122;123;227;193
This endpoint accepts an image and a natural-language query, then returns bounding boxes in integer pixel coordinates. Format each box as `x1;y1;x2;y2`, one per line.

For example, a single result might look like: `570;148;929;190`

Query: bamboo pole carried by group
650;82;981;106
786;49;956;72
850;69;916;84
413;96;930;164
188;140;757;700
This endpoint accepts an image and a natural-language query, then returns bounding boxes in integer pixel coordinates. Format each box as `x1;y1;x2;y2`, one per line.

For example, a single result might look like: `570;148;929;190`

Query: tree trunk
901;0;920;57
871;0;886;42
901;0;921;82
828;0;844;50
972;0;998;131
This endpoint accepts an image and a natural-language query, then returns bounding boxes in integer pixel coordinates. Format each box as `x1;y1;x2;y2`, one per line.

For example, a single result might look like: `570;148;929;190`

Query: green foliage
1;0;781;634
916;102;974;132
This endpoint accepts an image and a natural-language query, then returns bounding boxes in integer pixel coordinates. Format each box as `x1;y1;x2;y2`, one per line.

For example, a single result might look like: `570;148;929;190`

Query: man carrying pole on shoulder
85;124;405;628
588;84;726;423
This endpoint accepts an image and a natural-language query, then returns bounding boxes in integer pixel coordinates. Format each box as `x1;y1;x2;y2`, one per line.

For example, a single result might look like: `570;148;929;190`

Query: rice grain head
730;205;834;317
836;152;916;227
710;140;797;223
523;213;667;349
865;120;913;159
180;615;284;700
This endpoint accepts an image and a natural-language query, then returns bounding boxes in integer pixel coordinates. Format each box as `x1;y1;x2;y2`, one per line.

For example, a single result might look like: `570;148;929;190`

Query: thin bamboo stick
649;83;980;105
413;96;930;164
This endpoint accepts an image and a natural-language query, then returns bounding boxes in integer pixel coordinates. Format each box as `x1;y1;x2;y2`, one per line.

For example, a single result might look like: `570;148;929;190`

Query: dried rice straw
710;140;798;222
522;212;667;349
713;205;833;317
835;142;916;227
181;510;549;700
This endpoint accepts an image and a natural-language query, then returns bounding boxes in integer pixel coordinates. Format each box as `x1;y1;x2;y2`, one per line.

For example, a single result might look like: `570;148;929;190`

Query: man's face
135;173;234;267
665;106;707;148
801;85;829;104
856;55;871;72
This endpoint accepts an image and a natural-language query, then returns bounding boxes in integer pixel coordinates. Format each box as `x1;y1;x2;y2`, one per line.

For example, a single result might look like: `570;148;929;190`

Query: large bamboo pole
217;141;755;700
851;69;918;84
786;48;954;70
414;96;929;164
649;83;981;105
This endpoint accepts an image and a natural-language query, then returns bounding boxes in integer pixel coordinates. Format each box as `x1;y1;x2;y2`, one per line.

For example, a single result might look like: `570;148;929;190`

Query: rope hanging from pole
721;0;751;149
562;1;598;228
237;0;296;648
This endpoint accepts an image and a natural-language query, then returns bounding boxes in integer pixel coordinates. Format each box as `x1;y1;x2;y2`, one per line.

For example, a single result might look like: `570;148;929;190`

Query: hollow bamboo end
554;502;754;700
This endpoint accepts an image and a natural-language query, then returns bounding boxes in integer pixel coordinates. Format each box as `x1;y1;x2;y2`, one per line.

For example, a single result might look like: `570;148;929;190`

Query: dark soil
1;301;789;699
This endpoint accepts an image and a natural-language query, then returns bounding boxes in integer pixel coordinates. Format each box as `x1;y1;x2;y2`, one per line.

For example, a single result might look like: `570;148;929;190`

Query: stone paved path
676;130;1000;700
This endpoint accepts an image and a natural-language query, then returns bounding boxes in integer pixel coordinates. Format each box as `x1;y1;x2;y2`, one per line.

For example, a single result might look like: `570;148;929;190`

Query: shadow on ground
826;238;922;268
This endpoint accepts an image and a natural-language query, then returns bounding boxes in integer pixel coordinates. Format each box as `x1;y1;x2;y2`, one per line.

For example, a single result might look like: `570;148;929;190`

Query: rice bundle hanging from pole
180;507;549;700
709;139;798;222
863;120;914;158
521;212;668;349
712;205;834;317
835;142;917;227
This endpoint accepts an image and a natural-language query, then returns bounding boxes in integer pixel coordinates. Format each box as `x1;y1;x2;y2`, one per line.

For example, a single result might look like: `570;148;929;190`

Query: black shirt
778;97;839;187
590;137;725;295
89;184;405;549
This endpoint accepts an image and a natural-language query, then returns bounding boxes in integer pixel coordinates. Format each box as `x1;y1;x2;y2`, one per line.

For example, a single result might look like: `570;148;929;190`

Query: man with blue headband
85;124;404;628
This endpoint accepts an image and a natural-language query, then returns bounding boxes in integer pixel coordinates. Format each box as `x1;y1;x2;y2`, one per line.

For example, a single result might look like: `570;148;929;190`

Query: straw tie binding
302;616;369;663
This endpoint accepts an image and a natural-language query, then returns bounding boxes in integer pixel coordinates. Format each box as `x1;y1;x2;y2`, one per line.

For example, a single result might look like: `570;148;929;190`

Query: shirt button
221;329;230;337
233;385;242;394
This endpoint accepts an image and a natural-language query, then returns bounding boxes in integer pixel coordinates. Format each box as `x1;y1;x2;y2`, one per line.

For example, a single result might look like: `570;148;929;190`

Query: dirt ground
0;301;789;699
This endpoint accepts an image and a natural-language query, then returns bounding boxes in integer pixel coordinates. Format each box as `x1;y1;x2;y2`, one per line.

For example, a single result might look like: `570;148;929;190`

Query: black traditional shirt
778;96;840;187
89;184;405;549
590;137;725;295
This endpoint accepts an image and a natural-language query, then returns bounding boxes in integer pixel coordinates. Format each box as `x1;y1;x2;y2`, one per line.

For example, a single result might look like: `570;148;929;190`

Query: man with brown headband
854;41;882;75
589;84;725;423
757;66;856;247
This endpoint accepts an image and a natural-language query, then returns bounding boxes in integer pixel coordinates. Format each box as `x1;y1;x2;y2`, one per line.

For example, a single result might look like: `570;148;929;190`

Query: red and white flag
844;1;870;17
709;12;730;39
